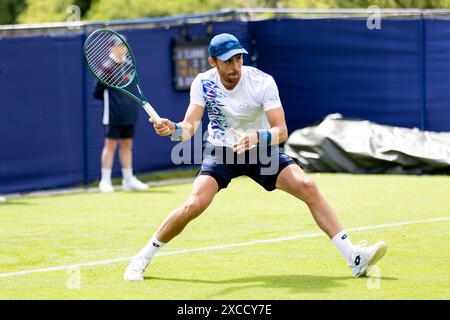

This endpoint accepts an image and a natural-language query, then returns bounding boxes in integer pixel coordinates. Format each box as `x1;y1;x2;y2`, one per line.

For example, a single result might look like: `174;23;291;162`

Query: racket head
84;29;136;89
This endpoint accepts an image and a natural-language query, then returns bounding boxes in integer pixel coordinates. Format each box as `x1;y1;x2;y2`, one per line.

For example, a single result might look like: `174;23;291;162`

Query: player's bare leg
124;175;218;280
155;175;219;243
276;164;386;277
276;164;342;237
99;138;118;192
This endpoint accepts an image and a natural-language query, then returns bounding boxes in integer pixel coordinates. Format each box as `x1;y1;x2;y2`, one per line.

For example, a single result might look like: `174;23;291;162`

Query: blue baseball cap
208;33;248;61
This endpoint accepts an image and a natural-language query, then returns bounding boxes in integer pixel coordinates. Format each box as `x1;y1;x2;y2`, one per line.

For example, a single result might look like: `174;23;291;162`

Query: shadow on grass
118;189;175;194
0;200;32;206
145;274;398;297
36;188;175;199
148;189;175;194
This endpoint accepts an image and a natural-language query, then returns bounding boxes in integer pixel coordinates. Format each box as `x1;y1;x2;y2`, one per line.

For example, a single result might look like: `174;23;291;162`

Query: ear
208;57;216;68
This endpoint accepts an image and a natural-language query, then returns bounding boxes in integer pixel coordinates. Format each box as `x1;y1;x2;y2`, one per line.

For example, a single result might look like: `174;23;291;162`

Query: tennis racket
83;29;160;121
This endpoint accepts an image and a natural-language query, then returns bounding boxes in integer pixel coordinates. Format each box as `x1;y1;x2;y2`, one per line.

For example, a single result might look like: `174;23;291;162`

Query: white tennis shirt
190;66;282;147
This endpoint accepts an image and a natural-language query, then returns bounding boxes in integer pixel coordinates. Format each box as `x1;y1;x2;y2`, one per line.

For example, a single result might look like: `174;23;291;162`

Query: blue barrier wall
0;18;449;194
425;18;450;132
251;18;424;130
0;34;85;193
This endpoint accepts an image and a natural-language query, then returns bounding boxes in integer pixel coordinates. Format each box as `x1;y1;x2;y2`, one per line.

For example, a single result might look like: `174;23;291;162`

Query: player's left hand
230;128;259;154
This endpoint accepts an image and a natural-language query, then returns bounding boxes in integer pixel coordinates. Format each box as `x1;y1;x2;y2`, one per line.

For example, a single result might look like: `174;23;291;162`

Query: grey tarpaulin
284;114;450;174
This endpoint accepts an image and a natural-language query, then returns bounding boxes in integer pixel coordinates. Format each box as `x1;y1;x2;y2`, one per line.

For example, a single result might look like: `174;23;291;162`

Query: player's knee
298;178;319;199
182;198;205;220
301;178;317;189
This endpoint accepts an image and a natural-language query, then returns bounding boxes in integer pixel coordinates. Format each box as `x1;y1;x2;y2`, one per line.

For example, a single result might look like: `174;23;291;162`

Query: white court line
0;216;448;279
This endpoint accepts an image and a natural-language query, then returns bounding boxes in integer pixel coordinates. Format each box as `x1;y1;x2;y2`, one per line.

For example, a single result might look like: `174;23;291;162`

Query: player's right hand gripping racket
83;29;160;121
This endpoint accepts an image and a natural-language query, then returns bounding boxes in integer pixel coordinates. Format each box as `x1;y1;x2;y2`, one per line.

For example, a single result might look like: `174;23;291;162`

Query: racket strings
89;44;133;86
100;46;134;84
84;31;110;60
85;32;126;79
85;31;135;88
85;32;115;69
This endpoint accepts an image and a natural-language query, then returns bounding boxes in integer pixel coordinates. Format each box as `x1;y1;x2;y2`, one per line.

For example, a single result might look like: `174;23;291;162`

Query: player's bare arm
265;107;288;145
231;107;288;154
150;103;204;141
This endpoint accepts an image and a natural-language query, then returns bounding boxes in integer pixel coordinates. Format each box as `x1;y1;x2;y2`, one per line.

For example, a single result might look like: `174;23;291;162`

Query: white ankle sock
101;168;112;182
137;235;166;261
332;231;354;264
122;168;133;183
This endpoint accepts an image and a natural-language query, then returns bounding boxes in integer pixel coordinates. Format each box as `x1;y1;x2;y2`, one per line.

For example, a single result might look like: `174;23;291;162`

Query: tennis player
124;33;387;281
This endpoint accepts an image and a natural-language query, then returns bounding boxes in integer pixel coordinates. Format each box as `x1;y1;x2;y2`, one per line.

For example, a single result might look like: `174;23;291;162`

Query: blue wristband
257;129;272;147
170;123;183;141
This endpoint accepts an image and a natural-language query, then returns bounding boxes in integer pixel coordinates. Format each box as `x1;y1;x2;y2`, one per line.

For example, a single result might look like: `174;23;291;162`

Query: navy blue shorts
105;125;135;139
198;143;297;191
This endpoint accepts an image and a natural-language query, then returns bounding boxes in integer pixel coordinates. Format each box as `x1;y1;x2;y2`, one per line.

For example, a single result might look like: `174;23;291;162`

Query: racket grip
142;102;161;121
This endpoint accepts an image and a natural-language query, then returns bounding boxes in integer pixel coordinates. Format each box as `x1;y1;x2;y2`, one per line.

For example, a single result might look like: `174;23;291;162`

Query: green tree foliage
11;0;450;25
86;0;255;21
279;0;342;9
85;0;341;21
0;0;26;24
18;0;77;23
74;0;94;15
330;0;450;9
17;0;93;24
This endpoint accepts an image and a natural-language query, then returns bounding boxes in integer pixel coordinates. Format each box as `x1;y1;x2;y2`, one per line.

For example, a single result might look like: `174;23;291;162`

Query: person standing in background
93;34;148;193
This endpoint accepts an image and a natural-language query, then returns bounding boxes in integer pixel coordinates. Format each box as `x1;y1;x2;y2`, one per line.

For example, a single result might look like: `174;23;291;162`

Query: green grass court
0;173;449;300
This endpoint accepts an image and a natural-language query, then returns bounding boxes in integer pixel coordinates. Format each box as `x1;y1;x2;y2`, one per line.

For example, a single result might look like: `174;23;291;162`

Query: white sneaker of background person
121;167;148;191
99;179;114;193
122;176;149;191
349;240;387;277
99;168;114;193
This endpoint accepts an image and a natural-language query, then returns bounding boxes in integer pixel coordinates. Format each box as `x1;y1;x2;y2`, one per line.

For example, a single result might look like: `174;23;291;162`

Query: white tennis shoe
122;177;149;191
124;255;150;281
349;240;387;277
99;180;114;193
